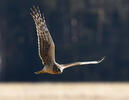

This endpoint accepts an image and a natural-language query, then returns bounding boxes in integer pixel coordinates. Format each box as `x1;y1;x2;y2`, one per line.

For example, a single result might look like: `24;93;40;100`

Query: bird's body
35;62;63;74
30;6;105;75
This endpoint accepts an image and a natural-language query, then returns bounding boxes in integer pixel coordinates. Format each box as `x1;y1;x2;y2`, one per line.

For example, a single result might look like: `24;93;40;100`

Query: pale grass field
0;82;129;100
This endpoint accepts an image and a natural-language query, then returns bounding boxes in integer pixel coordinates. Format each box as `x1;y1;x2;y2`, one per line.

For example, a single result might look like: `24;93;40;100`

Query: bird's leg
34;70;45;74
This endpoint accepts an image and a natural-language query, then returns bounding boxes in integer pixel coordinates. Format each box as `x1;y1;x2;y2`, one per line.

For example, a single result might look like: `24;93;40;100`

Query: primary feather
30;6;55;66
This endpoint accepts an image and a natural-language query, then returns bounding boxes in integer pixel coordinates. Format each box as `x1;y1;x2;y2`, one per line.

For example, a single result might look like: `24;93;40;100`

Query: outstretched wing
62;57;105;69
30;6;55;65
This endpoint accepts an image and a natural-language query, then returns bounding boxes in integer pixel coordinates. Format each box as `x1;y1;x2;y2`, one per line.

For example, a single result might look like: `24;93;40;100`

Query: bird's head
53;64;64;74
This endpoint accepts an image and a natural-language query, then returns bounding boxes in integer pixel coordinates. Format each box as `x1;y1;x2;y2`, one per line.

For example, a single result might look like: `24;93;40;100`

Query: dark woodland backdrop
0;0;129;81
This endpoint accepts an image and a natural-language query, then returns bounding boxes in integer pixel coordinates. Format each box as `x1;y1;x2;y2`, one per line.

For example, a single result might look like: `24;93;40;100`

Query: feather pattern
30;6;55;66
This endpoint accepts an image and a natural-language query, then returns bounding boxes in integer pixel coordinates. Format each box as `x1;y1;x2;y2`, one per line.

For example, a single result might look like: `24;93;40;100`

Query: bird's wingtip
98;56;105;63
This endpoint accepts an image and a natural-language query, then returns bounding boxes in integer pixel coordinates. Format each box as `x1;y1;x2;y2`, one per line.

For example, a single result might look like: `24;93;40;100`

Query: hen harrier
30;6;105;74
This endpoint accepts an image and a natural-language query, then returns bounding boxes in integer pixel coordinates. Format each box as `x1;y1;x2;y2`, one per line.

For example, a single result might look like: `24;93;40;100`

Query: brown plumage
30;6;105;74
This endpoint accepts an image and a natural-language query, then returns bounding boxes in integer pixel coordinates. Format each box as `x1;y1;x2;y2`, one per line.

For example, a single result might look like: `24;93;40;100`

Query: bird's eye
57;68;59;71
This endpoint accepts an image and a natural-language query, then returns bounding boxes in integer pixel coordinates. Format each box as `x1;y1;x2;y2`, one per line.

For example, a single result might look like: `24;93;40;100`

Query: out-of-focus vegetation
0;0;129;81
0;82;129;100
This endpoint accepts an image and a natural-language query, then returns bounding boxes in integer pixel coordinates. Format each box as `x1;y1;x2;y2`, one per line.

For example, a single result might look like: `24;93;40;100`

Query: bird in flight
30;6;105;74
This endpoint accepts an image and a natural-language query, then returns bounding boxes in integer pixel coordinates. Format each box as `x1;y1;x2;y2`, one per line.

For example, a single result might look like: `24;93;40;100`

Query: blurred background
0;0;129;82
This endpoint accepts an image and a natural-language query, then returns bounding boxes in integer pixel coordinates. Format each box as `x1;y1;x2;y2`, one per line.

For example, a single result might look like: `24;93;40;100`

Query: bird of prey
30;6;105;74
